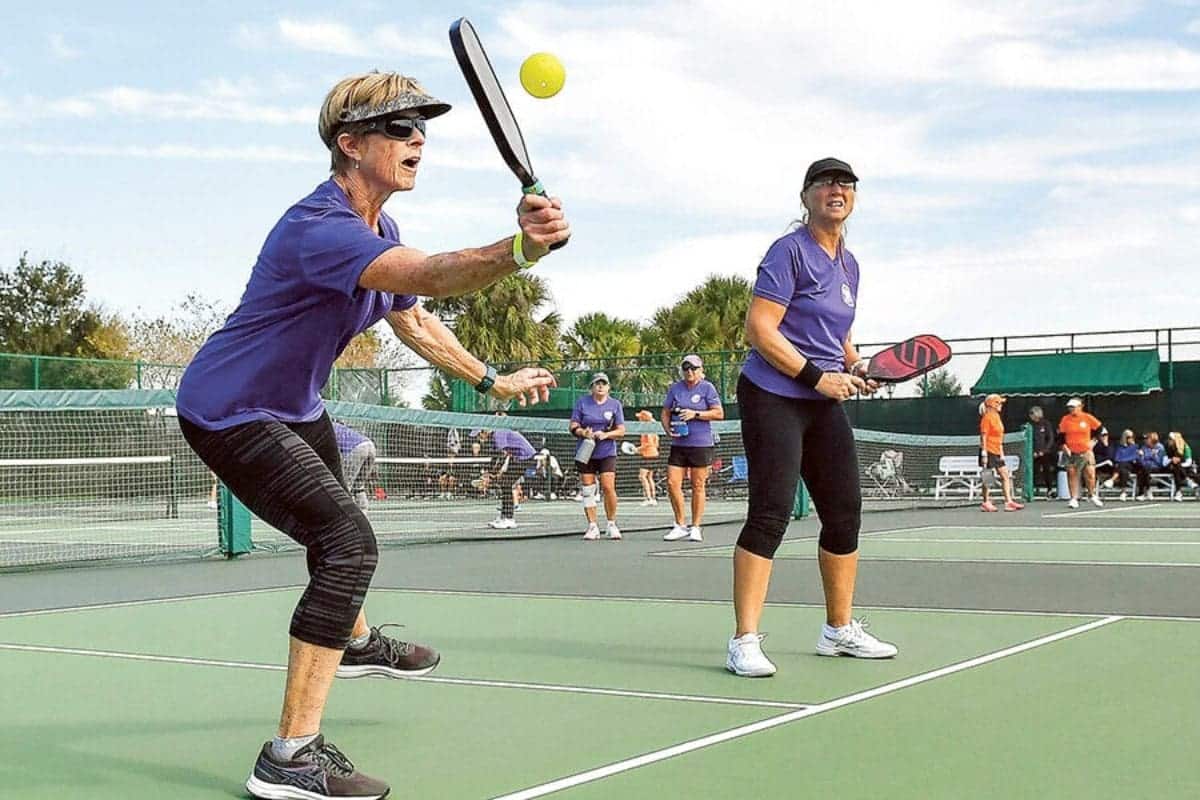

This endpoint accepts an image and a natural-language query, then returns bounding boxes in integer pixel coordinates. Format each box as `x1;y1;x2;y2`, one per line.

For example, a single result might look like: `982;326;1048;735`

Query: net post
217;483;253;557
792;479;809;519
1022;422;1034;503
167;456;178;519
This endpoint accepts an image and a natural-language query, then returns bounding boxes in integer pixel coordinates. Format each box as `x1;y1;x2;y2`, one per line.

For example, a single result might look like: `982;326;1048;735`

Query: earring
354;160;360;170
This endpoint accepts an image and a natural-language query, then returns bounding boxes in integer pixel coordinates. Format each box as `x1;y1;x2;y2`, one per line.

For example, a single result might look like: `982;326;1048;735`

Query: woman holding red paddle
727;157;899;677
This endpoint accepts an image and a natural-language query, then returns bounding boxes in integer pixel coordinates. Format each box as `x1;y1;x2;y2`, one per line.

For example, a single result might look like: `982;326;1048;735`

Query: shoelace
836;619;870;644
310;741;356;777
372;624;415;661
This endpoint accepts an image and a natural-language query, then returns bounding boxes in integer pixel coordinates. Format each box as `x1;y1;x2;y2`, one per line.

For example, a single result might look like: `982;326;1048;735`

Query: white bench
934;455;1020;500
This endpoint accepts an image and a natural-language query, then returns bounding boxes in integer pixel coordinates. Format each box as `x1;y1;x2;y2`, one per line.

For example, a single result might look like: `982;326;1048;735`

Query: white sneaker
549;493;557;500
663;524;690;541
639;499;652;507
816;619;898;659
1119;491;1128;502
726;633;776;677
1102;478;1114;489
582;523;600;540
488;517;516;530
606;521;622;540
1067;498;1079;509
1089;495;1104;507
1174;491;1184;502
688;526;703;542
650;498;658;505
1136;494;1149;502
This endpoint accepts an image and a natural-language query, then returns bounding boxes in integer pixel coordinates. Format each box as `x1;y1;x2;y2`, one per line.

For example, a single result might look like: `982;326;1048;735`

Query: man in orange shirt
979;394;1023;512
1058;397;1104;509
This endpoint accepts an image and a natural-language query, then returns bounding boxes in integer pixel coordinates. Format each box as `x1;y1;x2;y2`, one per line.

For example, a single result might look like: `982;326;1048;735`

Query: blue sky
3;0;1200;394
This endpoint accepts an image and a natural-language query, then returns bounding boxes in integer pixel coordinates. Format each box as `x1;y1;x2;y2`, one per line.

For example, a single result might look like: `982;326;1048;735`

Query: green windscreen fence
972;350;1162;396
0;390;1022;571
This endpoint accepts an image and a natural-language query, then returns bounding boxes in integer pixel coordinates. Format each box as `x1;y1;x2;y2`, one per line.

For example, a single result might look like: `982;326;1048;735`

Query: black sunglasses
681;364;700;371
362;116;427;141
807;177;857;190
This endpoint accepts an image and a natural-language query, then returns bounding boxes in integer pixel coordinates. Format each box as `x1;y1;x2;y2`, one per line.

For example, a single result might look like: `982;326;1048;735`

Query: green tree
643;275;751;354
916;367;963;398
422;273;561;410
0;253;133;388
125;294;232;389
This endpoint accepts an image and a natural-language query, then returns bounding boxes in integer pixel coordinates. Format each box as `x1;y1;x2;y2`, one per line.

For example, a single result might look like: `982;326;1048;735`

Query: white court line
1042;503;1200;519
489;616;1124;800
0;586;300;618
0;642;803;710
775;555;1200;568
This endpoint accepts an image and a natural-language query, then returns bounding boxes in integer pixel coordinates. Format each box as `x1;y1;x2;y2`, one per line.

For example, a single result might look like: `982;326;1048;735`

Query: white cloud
1186;18;1200;35
48;33;81;60
980;40;1200;91
0;84;311;125
275;18;447;61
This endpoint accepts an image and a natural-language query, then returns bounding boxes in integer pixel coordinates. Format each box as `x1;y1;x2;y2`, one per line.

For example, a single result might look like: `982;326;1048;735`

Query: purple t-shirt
663;379;721;448
741;227;859;399
570;395;625;461
177;180;418;429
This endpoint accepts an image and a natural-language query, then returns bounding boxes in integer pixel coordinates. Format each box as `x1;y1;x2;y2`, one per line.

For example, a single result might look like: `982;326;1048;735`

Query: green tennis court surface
2;586;1196;799
659;521;1200;566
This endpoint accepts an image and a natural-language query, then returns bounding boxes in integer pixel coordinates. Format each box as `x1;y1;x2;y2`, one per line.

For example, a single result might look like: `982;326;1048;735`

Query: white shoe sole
725;657;776;677
663;531;689;541
246;774;386;800
815;641;898;659
336;657;441;679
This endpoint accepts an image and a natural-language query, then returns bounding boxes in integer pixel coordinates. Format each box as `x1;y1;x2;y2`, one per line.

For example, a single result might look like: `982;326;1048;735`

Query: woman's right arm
744;296;864;401
358;194;569;297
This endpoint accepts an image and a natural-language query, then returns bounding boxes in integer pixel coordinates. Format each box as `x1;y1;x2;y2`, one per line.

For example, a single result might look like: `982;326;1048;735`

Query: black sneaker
245;735;389;799
337;624;440;679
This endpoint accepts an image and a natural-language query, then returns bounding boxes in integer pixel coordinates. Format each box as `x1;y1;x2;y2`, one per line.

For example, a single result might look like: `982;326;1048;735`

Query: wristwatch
474;365;498;394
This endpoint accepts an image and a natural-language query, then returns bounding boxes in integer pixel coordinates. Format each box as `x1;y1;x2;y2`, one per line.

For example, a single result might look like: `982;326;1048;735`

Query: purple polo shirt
741;227;859;399
663;379;721;448
570;395;625;460
177;180;418;429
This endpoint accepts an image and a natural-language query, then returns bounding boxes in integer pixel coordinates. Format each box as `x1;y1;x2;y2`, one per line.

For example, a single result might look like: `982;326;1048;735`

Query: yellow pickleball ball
520;52;566;98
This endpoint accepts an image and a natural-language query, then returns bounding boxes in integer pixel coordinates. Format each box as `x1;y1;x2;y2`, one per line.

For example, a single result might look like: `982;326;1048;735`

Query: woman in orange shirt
979;394;1023;512
635;409;660;506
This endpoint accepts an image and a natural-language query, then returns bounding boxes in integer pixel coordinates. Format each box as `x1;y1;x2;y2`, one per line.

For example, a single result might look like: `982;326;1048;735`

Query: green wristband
512;232;538;269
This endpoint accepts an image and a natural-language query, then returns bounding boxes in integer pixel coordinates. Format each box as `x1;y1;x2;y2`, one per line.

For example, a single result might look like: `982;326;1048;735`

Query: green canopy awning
971;350;1161;396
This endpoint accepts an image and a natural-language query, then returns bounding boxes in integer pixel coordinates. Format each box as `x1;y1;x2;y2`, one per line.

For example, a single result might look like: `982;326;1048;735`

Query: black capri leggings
735;374;861;559
180;411;377;650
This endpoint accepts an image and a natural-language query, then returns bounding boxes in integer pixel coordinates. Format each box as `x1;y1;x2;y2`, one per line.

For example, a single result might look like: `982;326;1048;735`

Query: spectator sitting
1092;428;1116;485
1135;432;1167;501
1028;406;1058;499
1110;429;1142;501
1165;432;1196;501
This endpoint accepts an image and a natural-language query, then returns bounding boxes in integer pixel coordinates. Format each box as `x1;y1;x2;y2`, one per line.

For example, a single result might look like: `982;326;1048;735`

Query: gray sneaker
246;735;389;799
337;625;440;679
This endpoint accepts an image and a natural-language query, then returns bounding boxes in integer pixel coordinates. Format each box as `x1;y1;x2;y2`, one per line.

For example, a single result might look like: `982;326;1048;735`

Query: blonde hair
1168;431;1189;452
1121;429;1134;444
318;72;434;173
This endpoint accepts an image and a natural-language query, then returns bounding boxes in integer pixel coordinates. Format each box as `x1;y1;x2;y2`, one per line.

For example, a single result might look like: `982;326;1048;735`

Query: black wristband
796;360;823;389
474;365;497;394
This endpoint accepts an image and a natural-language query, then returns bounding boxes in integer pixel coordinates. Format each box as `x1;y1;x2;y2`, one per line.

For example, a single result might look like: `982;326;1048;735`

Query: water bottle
670;408;689;438
575;435;596;463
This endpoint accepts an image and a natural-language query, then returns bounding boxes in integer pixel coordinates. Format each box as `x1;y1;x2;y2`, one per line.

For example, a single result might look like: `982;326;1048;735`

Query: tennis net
0;390;1026;569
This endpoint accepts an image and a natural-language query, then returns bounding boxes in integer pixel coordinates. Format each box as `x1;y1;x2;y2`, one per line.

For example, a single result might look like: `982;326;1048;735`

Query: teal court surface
1;501;1197;799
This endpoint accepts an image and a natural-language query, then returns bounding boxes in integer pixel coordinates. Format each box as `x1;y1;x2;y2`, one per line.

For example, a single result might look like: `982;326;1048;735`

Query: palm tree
560;312;650;405
423;272;561;410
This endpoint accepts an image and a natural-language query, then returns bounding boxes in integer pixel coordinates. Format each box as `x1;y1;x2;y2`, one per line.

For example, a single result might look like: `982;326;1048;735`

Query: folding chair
865;449;909;497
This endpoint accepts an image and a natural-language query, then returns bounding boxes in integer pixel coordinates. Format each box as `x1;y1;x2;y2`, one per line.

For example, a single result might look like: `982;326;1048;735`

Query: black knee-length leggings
180;411;377;649
736;374;862;558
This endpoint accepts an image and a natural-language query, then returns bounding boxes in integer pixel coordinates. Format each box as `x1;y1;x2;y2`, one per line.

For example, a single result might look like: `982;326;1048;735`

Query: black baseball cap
804;157;858;189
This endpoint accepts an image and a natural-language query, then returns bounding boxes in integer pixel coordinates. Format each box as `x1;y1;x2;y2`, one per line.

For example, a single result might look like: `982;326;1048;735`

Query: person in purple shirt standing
175;72;568;800
727;157;897;679
569;372;626;540
660;355;724;543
